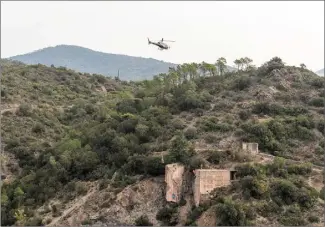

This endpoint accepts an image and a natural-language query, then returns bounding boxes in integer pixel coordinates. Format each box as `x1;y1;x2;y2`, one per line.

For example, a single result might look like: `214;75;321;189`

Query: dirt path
1;104;20;115
257;152;324;173
47;186;97;226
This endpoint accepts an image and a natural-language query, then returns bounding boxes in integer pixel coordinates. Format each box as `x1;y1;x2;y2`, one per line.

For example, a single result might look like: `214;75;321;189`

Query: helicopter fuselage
150;41;169;50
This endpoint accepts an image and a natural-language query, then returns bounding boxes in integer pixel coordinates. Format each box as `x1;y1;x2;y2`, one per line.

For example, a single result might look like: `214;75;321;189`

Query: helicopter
148;38;175;50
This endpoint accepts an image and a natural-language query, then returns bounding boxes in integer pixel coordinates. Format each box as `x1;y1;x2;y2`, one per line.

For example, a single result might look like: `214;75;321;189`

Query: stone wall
165;163;185;203
242;142;259;155
193;169;231;206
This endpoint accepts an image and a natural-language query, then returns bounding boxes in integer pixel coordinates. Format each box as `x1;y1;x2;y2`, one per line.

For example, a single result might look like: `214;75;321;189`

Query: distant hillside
316;68;324;76
8;45;238;81
7;45;177;81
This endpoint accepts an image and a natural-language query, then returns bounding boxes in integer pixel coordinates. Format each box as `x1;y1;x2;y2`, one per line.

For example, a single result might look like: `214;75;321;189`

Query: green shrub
135;215;153;226
171;119;186;130
270;179;318;209
213;100;235;111
17;103;32;116
242;205;257;220
122;155;165;177
203;134;218;144
200;117;233;133
241;176;269;200
168;133;191;165
233;76;252;91
189;156;206;171
278;216;307;226
308;97;324;107
270;179;299;206
81;219;92;225
175;90;206;111
32;123;45;134
320;187;324;200
309;77;324;88
256;200;282;217
241;122;276;152
308;215;320;223
179;198;187;206
215;199;248;226
287;163;312;176
156;207;178;225
317;120;325;135
184;127;197;140
207;150;227;164
238;110;251;121
1;88;8;98
235;163;266;178
134;89;146;99
252;102;308;117
186;206;207;225
75;182;88;195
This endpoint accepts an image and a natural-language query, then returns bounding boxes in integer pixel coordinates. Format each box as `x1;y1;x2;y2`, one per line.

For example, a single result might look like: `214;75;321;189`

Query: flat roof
166;163;183;167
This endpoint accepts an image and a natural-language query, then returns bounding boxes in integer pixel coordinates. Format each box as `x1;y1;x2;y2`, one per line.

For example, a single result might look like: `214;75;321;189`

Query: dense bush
134;215;153;226
17;104;32;116
215;199;248;226
207;150;227;164
200;117;234;133
308;215;320;223
308;98;324;107
238;110;251;121
319;187;324;200
256;200;282;217
186;206;207;225
233;76;252;91
241;176;269;200
252;102;308;116
270;179;318;209
184;127;197;140
235;163;266;178
156;207;178;226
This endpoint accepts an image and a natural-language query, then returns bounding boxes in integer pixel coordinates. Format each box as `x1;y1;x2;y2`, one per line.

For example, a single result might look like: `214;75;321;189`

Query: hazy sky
1;1;324;71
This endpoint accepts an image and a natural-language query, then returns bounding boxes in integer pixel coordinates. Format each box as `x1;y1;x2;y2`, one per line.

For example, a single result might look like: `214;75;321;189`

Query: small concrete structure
165;163;185;203
242;142;259;155
193;169;233;207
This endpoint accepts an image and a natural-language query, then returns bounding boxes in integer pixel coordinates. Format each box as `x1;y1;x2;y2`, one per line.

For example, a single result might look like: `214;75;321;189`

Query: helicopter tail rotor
148;38;152;45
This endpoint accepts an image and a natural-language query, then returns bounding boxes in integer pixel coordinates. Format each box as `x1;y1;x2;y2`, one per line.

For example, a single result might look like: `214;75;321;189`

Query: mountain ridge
7;44;237;81
7;44;178;81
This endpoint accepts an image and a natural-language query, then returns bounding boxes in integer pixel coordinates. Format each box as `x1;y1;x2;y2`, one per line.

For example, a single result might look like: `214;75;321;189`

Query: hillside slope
1;57;324;226
7;45;177;81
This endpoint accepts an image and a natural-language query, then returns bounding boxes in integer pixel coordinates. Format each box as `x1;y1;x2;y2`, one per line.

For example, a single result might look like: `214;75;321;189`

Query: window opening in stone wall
230;170;237;181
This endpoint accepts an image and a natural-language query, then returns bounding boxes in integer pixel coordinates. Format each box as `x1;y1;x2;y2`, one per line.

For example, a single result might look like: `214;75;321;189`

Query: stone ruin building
242;142;259;155
164;165;238;206
165;163;185;203
164;143;258;206
193;169;236;207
